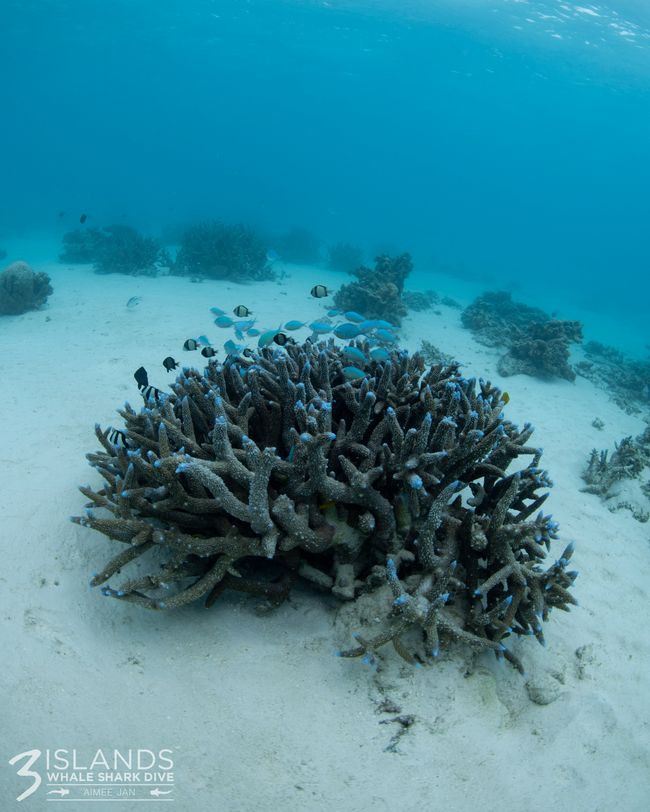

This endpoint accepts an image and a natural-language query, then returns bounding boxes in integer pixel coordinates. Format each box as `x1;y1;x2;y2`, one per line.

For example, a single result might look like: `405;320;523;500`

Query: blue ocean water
1;0;648;350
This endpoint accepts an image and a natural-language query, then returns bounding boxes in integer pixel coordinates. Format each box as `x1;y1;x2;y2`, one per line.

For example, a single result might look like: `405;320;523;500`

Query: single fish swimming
183;339;199;351
141;384;165;402
162;356;179;372
233;305;252;317
310;284;328;298
334;323;362;339
342;346;366;364
134;366;149;390
342;366;367;380
106;427;130;448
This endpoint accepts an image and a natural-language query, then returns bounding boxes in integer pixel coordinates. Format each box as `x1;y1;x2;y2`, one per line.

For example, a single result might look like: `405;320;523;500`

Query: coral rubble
0;261;53;315
173;221;273;282
462;291;582;381
334;254;413;326
73;339;576;671
575;341;650;415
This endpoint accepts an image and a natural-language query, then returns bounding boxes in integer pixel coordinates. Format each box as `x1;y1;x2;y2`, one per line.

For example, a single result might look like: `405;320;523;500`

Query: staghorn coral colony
73;340;576;672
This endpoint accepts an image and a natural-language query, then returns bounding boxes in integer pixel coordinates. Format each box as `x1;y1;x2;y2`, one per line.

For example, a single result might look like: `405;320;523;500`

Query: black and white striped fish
140;384;165;403
107;427;130;448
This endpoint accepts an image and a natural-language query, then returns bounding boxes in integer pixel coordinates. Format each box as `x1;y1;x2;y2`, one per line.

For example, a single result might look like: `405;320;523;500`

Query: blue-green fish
215;315;234;328
309;321;333;334
342;346;366;364
224;339;244;355
284;320;306;331
375;328;397;343
359;319;395;331
197;334;212;346
342;366;367;380
247;327;261;337
210;306;226;316
334;323;362;339
344;311;365;323
258;329;279;348
369;347;390;361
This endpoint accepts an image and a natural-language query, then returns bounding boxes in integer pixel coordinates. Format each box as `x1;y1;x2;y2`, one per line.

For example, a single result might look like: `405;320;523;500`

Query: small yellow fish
319;499;336;511
500;391;510;404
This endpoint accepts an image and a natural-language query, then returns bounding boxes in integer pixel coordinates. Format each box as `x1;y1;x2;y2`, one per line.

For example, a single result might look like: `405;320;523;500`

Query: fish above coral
75;337;576;674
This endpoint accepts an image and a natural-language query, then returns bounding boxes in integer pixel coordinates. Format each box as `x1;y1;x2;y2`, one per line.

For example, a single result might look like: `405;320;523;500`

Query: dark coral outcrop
0;261;53;315
462;291;582;381
73;339;576;671
333;254;413;326
498;320;583;381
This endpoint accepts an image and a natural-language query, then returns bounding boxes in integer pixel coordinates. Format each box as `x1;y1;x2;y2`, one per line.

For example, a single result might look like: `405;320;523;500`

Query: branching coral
94;225;167;276
59;228;107;264
0;261;52;315
173;221;273;281
73;339;576;672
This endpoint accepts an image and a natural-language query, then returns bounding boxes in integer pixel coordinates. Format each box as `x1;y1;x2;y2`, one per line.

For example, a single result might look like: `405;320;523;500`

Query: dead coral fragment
73;339;576;671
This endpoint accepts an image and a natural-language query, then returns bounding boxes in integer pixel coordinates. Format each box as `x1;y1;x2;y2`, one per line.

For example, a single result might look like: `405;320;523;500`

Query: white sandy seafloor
1;253;649;811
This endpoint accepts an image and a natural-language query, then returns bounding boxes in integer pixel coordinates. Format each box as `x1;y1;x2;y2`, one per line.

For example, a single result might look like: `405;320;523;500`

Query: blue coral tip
157;601;167;609
431;647;439;658
504;595;513;605
334;650;343;657
116;590;125;597
473;589;482;597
